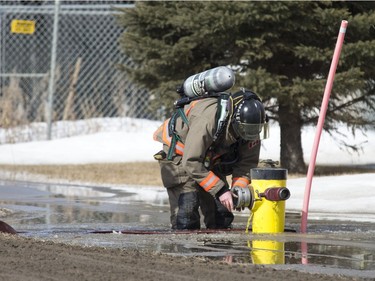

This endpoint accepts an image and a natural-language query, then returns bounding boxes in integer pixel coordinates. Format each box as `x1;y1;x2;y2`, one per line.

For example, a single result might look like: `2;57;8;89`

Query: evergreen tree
117;1;375;173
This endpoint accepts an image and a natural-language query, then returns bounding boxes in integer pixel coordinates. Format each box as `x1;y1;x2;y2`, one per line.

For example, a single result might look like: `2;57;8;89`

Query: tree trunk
278;102;306;174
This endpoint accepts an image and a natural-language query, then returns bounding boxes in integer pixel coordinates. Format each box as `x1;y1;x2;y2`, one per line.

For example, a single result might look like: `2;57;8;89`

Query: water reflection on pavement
0;179;375;279
0;179;169;226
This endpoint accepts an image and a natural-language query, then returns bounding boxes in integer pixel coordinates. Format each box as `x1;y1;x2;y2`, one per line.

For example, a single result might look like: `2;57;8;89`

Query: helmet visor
233;122;269;140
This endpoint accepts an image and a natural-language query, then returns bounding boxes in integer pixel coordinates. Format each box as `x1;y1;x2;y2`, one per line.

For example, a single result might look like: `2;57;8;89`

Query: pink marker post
300;20;348;234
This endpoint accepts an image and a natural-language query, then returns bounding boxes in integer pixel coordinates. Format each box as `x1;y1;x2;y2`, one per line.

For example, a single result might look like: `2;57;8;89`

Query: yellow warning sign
11;20;35;34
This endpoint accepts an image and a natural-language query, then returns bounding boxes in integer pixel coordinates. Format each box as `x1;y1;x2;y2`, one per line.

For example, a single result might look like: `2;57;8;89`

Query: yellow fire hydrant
250;167;289;233
248;168;289;264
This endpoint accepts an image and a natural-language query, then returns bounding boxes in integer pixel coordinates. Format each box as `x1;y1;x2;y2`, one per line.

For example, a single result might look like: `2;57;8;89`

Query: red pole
300;20;348;233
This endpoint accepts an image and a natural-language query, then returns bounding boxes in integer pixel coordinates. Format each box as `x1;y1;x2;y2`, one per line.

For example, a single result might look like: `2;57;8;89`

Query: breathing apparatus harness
166;87;231;161
166;86;263;162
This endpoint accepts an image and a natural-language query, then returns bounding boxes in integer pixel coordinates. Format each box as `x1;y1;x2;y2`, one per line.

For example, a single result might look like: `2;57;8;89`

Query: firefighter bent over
153;69;269;230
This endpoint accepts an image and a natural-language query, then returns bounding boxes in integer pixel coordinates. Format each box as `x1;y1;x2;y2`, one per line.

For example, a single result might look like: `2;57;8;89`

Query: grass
0;162;163;186
0;162;373;186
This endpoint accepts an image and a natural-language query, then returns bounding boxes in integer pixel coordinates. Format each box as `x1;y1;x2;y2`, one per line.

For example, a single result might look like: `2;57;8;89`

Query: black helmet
231;89;269;140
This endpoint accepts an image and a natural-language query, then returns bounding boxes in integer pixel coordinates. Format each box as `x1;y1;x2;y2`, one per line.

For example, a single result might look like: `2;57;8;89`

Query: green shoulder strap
167;108;189;160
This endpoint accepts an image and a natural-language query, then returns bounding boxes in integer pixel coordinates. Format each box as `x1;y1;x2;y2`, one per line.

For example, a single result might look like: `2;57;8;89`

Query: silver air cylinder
182;66;235;97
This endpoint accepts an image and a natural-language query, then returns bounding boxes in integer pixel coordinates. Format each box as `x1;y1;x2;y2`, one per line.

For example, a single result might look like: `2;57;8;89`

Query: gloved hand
219;190;233;212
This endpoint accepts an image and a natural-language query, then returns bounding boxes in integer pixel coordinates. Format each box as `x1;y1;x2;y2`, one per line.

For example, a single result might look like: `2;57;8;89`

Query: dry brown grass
0;162;163;186
0;162;373;187
0;76;27;129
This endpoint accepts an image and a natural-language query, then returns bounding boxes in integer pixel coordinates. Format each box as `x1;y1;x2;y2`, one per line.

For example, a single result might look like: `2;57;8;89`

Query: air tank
182;66;235;97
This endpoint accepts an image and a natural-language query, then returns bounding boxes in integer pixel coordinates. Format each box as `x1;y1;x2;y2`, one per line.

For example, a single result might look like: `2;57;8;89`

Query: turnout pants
159;155;233;230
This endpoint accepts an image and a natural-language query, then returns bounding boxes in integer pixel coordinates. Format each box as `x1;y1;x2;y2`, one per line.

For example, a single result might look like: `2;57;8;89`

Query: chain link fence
0;1;155;144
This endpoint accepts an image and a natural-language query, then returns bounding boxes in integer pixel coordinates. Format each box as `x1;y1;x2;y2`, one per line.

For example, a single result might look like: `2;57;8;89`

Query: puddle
1;179;375;278
0;180;170;226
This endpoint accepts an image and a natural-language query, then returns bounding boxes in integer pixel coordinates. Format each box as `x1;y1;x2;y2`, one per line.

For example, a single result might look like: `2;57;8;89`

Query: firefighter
153;88;269;230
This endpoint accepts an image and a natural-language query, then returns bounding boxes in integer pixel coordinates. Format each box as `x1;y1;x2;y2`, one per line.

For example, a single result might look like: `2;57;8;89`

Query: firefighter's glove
219;190;233;212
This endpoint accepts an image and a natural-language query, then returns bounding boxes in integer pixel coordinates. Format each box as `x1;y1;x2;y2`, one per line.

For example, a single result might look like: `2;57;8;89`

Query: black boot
176;191;201;230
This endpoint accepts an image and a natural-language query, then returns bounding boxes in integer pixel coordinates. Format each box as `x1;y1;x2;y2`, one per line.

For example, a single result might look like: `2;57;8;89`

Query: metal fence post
47;0;60;140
